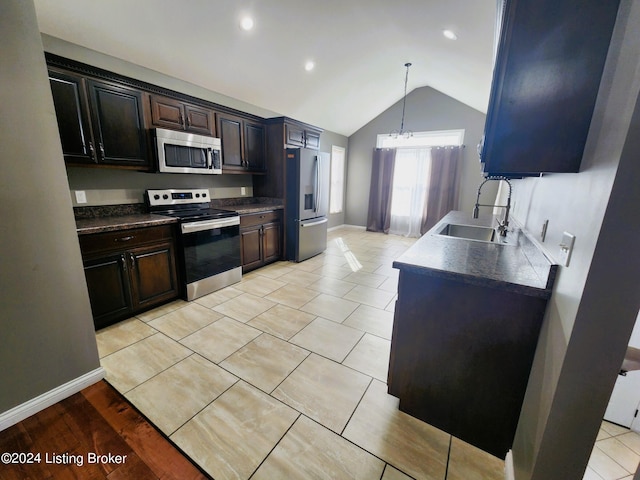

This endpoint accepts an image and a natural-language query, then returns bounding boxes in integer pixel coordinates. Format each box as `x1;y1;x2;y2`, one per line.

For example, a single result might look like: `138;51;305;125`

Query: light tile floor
95;226;635;479
585;421;640;480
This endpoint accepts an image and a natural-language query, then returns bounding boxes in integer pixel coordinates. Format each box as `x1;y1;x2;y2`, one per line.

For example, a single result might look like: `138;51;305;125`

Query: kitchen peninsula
388;211;557;459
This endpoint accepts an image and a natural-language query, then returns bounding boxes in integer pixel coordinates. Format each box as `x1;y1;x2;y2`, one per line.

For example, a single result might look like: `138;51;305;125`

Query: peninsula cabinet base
387;269;549;459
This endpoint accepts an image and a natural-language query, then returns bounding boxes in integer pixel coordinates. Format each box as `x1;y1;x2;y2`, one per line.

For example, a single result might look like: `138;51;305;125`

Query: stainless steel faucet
473;176;513;237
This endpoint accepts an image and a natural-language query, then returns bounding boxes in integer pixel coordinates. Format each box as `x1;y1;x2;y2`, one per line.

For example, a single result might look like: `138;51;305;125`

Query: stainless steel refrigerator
285;148;330;262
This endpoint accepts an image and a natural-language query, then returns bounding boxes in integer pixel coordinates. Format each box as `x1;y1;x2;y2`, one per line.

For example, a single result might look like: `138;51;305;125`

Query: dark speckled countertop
74;198;284;235
76;214;177;235
211;197;284;215
393;211;557;298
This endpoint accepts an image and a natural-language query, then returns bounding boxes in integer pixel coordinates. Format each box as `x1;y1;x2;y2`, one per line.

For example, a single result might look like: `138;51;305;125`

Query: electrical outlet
240;187;246;196
558;232;575;266
75;190;87;204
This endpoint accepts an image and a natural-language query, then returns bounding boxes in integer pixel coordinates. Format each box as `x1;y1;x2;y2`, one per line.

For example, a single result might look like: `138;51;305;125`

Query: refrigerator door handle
314;155;320;213
301;218;328;227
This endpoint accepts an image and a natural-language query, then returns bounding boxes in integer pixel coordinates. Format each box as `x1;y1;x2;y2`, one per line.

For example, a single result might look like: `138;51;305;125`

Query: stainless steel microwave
154;128;222;174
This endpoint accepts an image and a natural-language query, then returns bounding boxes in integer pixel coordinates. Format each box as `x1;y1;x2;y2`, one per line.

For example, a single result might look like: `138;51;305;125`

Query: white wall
511;1;640;478
0;0;100;414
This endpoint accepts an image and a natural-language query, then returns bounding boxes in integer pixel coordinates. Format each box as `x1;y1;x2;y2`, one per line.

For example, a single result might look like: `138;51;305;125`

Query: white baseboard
0;367;105;431
505;449;515;480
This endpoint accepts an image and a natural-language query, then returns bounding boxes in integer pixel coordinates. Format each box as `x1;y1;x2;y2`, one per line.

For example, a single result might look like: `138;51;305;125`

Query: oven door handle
181;216;240;234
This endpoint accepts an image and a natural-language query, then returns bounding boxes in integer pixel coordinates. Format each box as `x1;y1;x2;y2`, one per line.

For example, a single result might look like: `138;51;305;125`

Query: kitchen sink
436;223;519;245
437;223;498;242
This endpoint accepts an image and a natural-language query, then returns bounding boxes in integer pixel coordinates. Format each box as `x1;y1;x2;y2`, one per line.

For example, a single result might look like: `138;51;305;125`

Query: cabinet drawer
240;210;280;228
79;225;174;257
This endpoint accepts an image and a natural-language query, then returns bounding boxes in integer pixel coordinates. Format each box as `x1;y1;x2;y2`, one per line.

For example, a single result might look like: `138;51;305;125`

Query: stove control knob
195;193;200;198
202;192;207;198
153;194;160;200
163;194;169;199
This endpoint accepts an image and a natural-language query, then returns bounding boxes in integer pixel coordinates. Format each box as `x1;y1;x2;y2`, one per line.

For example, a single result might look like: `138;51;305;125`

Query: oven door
179;217;241;298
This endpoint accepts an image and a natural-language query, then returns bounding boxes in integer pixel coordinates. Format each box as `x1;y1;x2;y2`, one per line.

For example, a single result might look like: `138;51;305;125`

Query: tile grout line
246;412;302;479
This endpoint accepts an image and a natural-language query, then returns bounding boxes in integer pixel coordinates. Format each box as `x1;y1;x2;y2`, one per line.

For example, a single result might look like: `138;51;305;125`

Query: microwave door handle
207;148;212;170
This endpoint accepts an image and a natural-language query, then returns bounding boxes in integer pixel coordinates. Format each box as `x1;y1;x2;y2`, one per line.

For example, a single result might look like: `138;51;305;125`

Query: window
380;130;464;237
329;145;345;214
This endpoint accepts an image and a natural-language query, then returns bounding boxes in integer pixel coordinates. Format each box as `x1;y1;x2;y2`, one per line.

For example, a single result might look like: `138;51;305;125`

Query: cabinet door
185;104;214;136
84;253;132;330
244;121;266;172
480;0;619;176
87;79;149;168
285;124;305;147
217;113;244;169
262;222;281;264
48;70;95;164
128;242;178;310
304;130;321;150
241;227;263;272
149;94;185;130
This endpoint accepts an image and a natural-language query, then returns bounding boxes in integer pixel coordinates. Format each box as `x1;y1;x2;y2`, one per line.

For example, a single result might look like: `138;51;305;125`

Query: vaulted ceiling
34;0;497;136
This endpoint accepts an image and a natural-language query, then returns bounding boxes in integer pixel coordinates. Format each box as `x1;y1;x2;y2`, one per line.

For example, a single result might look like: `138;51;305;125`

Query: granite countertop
76;214;177;235
211;197;284;215
74;198;284;235
393;211;557;298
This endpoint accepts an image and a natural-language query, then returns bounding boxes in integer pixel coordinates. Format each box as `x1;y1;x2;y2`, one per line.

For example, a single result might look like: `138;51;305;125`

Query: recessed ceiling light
240;16;254;31
443;29;458;40
304;61;315;72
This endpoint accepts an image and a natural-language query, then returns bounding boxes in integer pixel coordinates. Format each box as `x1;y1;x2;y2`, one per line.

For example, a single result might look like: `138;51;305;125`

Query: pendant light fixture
390;62;413;139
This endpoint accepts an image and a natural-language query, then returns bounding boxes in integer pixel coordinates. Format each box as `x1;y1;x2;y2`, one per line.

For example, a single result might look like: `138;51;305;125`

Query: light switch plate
558;232;575;266
75;190;87;204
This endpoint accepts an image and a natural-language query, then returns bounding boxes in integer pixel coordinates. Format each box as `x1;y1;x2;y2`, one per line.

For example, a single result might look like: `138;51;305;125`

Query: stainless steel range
146;188;241;300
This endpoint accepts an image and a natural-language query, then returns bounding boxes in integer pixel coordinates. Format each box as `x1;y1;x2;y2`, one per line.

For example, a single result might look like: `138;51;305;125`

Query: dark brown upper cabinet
254;117;323;199
217;112;266;173
48;70;94;165
285;123;320;149
149;94;214;136
480;0;621;177
49;68;149;169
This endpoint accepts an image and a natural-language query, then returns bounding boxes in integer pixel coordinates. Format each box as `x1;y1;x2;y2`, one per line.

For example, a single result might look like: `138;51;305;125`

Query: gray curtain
366;148;396;233
420;146;463;234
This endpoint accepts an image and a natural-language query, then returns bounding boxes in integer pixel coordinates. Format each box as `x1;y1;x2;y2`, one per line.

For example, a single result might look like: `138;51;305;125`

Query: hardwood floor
0;381;208;480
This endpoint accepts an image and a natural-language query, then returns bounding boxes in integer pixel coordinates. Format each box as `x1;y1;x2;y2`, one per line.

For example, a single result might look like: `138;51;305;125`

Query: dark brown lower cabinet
240;210;282;273
79;225;178;330
388;269;548;459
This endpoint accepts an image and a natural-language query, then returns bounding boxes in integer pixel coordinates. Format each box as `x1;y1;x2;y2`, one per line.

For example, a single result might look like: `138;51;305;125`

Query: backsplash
74;195;282;220
69;186;255;207
74;203;146;219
